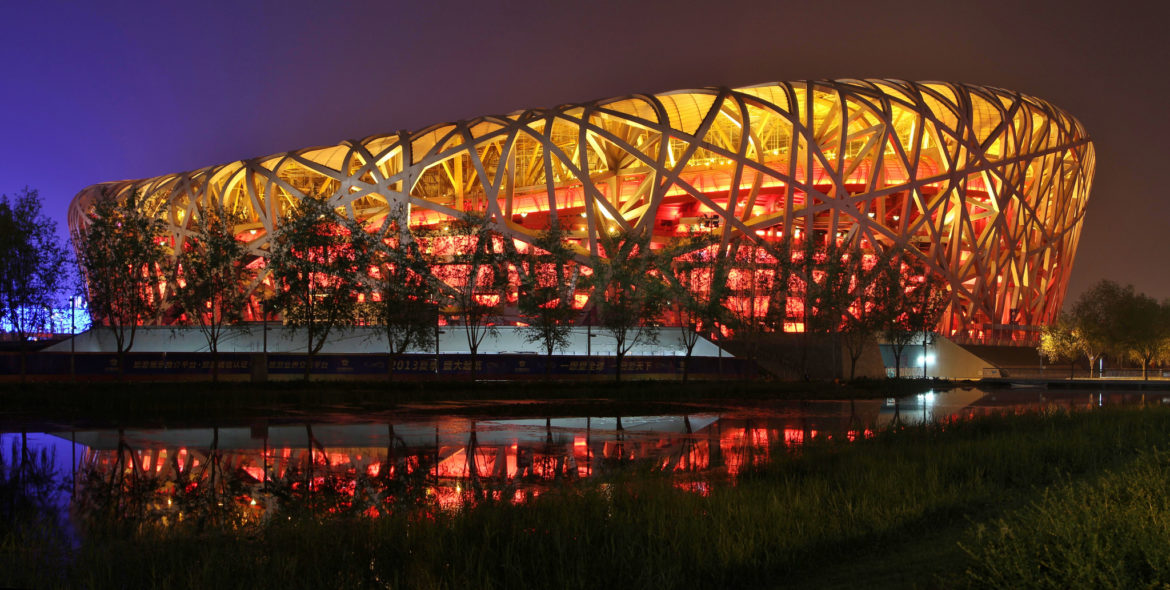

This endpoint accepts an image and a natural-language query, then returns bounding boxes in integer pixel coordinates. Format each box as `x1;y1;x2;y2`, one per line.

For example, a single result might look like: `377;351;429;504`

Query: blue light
0;296;91;336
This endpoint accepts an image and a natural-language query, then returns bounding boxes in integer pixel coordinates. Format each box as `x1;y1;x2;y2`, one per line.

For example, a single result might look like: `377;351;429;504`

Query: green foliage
517;221;579;359
1039;312;1083;377
1070;280;1170;378
584;230;669;381
434;213;516;379
660;233;729;379
0;188;69;376
964;450;1170;588
842;248;899;379
366;211;437;373
78;191;170;369
173;207;251;376
881;253;947;378
1039;313;1081;364
266;194;376;374
1070;279;1129;374
13;407;1170;588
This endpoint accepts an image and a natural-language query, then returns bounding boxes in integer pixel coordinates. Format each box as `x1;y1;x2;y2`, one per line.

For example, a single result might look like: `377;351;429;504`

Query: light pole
434;323;446;375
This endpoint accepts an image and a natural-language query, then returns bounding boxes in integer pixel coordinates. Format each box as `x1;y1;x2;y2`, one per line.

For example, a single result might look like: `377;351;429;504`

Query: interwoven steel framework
69;79;1093;342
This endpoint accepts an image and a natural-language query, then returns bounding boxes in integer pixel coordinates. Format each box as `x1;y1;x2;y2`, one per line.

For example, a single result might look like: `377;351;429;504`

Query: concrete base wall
44;326;730;357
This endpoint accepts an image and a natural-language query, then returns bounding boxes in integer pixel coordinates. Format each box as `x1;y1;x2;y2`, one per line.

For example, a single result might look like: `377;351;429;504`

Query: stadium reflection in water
26;388;1138;525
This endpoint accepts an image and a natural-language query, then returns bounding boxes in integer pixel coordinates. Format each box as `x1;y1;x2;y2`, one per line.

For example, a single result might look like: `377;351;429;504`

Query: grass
6;405;1170;588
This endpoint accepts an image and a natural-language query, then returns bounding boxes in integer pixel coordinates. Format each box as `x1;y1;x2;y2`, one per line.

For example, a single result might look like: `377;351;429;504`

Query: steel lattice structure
69;79;1093;342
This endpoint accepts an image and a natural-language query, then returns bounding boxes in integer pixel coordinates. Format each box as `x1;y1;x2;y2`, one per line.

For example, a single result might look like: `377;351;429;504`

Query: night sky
1;0;1163;304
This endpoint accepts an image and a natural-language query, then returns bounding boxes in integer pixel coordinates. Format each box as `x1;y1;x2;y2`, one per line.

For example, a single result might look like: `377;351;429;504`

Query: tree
433;213;515;382
725;240;789;365
367;212;437;380
800;240;857;379
173;206;251;381
662;234;728;381
0;188;69;379
1070;280;1130;377
584;230;668;382
841;249;897;380
1039;312;1083;378
267;194;375;380
1116;292;1169;380
78;191;169;376
882;253;947;378
517;222;580;375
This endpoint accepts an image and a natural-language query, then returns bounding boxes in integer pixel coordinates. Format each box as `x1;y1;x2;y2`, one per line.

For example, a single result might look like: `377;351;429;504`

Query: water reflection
0;388;1150;531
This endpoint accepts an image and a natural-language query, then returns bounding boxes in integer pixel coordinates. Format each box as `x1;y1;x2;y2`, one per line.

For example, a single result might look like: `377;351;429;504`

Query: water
0;387;1147;532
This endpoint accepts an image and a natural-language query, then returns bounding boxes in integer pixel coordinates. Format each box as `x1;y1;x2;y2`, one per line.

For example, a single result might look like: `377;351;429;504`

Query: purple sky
1;0;1163;304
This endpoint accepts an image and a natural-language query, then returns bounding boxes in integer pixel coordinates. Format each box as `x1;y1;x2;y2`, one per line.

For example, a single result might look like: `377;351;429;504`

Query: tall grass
964;448;1170;588
7;406;1170;588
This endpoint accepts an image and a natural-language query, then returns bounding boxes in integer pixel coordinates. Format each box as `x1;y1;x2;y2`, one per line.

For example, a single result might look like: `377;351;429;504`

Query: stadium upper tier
69;79;1093;343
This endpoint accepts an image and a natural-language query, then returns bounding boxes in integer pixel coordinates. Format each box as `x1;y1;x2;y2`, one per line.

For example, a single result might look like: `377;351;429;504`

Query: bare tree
267;194;375;380
77;191;169;377
0;188;69;379
174;206;251;381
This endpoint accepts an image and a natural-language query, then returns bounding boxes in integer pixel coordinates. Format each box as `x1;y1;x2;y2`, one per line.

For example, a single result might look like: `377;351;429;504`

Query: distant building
69;80;1093;344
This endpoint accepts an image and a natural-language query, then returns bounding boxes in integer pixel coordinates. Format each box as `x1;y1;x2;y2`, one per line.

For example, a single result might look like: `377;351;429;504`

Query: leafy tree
1116;292;1169;380
367;212;437;380
1039;312;1083;378
800;240;856;379
78;191;169;376
0;188;69;378
1070;280;1130;377
173;207;251;381
662;234;728;381
267;194;376;380
841;249;897;380
584;229;668;382
433;213;515;381
517;222;579;375
882;253;947;378
724;240;789;364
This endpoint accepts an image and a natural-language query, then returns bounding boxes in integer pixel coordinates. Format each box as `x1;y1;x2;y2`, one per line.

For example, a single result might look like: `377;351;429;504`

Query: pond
0;387;1148;538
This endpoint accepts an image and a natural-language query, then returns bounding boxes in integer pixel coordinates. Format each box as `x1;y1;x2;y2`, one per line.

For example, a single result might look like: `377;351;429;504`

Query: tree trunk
615;352;623;383
305;334;313;381
18;344;28;382
211;347;220;382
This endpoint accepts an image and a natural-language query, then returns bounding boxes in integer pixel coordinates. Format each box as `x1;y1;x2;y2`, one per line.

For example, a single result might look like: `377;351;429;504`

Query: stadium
68;79;1093;345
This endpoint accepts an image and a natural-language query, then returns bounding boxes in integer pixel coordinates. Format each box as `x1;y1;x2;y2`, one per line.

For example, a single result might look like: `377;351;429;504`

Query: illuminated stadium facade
69;79;1093;344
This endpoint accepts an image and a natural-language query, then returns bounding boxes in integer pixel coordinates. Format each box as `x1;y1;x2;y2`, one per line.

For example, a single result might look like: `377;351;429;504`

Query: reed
5;406;1170;588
